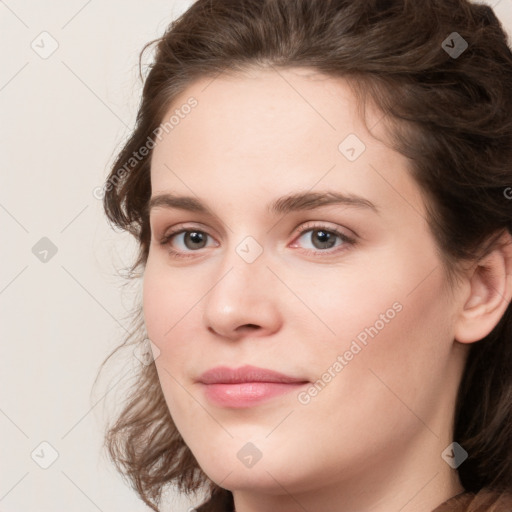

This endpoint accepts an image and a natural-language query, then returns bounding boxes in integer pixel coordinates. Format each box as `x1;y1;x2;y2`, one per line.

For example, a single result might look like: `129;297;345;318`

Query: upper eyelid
161;222;353;245
161;221;346;235
160;222;220;241
161;226;354;263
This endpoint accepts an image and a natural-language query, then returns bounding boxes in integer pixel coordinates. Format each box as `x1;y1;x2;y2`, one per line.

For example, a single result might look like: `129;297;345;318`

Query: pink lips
197;365;309;408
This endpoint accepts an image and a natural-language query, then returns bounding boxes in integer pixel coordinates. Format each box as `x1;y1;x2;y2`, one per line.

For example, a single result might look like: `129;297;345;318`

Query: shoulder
432;488;512;512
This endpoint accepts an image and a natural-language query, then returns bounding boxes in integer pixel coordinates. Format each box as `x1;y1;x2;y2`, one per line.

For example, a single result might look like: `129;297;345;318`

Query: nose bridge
202;232;279;337
209;233;267;303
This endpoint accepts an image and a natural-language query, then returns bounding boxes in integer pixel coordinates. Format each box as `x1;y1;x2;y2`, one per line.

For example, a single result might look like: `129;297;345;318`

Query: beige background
1;1;511;511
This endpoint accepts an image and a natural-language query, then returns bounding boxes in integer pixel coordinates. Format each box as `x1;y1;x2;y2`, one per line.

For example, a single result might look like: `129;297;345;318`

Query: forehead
149;67;427;223
153;67;368;159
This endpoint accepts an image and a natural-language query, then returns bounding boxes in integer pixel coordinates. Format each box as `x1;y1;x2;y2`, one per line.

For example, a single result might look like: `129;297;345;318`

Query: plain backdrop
1;1;511;511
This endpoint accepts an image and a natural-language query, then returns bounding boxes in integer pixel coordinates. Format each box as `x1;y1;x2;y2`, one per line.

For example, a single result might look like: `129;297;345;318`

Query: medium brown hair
95;1;512;510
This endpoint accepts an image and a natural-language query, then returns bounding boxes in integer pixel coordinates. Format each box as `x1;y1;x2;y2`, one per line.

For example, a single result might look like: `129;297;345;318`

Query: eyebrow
147;191;379;217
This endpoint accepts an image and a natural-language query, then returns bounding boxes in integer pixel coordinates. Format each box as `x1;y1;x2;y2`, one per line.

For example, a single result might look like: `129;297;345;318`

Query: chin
192;443;313;495
205;465;295;495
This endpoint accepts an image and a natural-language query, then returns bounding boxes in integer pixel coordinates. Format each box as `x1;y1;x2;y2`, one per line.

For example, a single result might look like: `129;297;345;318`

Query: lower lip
201;382;308;408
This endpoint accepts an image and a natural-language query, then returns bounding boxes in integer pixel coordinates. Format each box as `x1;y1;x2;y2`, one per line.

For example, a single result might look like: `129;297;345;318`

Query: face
143;67;466;503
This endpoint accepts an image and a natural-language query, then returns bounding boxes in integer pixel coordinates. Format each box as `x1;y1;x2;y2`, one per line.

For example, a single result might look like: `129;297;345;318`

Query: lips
198;365;308;384
197;365;309;408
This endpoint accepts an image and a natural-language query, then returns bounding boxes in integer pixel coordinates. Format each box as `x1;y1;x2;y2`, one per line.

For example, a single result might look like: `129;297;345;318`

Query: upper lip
197;365;309;385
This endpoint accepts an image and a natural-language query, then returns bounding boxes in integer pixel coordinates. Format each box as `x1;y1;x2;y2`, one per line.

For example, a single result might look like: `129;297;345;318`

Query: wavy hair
95;1;512;510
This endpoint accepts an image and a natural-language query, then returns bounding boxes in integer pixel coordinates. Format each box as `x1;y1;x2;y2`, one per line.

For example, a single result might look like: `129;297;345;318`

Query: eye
290;222;356;255
158;222;356;260
159;228;218;258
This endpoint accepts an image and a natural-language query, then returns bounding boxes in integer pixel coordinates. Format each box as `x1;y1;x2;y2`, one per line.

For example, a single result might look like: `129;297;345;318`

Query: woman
96;0;512;510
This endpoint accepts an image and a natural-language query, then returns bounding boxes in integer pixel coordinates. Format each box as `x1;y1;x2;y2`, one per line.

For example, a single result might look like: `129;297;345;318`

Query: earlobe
454;230;512;344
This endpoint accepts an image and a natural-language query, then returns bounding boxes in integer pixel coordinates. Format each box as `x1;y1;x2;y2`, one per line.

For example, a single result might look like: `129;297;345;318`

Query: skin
142;67;512;512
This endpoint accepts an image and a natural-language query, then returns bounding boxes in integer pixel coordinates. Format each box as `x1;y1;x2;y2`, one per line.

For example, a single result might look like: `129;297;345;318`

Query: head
97;1;512;511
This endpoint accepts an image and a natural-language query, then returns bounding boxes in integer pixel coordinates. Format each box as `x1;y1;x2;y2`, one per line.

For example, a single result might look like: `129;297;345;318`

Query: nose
202;247;282;341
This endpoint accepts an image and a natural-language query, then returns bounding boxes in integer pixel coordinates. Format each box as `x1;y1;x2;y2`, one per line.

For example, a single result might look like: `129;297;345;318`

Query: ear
454;230;512;344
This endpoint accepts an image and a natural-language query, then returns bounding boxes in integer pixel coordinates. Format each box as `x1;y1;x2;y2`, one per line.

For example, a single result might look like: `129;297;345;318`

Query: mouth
197;365;310;408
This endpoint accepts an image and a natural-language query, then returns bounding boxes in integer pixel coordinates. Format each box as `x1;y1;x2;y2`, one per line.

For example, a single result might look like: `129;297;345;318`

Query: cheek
142;255;199;344
142;261;199;412
333;264;454;425
292;271;453;461
310;241;453;394
142;262;168;342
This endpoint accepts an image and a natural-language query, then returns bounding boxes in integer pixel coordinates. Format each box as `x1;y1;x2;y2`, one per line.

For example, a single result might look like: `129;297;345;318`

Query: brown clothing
432;489;512;511
196;488;512;511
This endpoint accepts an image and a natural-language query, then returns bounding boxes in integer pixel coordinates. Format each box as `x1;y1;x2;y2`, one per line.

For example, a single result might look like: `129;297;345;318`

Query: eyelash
158;221;357;260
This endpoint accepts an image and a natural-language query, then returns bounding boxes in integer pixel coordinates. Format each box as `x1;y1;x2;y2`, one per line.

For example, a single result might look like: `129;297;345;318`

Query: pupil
314;230;335;249
186;231;206;249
